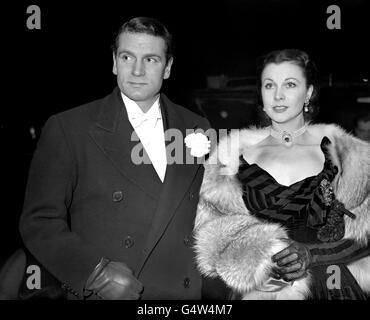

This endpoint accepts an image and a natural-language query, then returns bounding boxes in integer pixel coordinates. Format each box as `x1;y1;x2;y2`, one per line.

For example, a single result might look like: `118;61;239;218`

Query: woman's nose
274;87;285;101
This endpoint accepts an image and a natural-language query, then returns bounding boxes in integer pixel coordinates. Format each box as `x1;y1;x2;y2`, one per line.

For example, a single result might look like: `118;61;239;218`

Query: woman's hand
271;241;312;281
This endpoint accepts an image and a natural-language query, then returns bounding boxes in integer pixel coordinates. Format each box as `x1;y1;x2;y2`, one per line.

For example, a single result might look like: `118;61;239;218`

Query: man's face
355;119;370;141
113;32;173;111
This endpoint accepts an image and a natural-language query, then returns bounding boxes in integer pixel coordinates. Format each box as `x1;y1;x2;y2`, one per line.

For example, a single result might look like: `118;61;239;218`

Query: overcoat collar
135;94;204;276
89;87;162;199
89;87;204;274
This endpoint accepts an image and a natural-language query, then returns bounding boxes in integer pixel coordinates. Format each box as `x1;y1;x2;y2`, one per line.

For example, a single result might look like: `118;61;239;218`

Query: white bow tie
130;113;162;128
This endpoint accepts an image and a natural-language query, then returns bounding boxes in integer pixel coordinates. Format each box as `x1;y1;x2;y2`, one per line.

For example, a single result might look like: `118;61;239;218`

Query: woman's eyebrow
285;77;301;82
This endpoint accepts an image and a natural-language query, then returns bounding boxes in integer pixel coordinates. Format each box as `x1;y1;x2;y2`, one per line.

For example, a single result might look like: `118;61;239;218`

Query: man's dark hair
112;17;173;63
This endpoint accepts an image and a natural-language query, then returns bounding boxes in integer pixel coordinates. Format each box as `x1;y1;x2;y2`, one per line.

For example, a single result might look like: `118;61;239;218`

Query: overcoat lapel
136;94;202;276
89;88;162;200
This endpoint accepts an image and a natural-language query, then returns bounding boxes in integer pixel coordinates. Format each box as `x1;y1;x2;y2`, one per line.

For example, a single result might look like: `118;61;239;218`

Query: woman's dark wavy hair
256;49;320;126
111;17;174;64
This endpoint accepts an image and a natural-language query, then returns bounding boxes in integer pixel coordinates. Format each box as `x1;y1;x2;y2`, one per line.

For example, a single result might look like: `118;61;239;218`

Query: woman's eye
264;83;273;89
286;82;296;88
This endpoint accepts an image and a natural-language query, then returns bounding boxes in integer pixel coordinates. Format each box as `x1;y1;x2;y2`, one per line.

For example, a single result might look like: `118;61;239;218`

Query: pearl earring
304;100;310;112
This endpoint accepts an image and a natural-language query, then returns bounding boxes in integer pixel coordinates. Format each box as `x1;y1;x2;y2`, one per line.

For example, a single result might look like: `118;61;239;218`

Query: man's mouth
129;82;147;87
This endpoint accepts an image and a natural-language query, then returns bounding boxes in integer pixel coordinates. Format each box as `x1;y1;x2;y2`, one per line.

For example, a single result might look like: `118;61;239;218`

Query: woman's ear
306;84;314;101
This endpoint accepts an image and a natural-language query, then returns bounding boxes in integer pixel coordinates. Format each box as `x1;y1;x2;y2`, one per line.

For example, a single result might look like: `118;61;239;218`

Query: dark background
1;0;369;268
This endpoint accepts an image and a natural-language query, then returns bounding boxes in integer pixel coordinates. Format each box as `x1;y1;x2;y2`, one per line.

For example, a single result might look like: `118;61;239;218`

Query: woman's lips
272;106;288;113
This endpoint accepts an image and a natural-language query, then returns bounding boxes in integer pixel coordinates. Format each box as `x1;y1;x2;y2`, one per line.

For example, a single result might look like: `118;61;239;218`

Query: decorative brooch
319;178;356;219
319;179;334;206
317;178;356;242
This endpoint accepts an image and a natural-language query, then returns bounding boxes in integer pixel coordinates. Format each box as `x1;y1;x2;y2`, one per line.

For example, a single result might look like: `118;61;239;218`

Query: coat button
183;236;191;246
183;277;190;288
113;191;123;202
123;236;134;248
189;192;195;200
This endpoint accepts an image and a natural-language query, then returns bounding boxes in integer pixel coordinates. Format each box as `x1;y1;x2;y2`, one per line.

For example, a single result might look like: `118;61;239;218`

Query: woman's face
261;62;313;125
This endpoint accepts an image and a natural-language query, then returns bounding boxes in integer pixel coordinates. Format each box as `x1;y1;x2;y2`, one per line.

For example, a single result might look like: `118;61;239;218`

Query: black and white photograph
0;0;369;308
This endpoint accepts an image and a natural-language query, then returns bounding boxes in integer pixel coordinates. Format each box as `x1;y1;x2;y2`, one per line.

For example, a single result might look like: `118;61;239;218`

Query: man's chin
123;90;160;103
123;91;147;102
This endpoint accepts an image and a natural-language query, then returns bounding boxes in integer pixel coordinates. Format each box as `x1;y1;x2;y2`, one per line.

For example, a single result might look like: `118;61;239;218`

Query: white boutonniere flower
184;132;211;157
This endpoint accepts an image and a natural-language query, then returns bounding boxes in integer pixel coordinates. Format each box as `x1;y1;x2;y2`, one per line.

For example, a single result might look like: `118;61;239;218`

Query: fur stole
194;124;370;299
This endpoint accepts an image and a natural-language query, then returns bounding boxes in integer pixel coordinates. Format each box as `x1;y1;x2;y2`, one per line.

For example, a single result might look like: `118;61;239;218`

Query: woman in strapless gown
194;49;370;299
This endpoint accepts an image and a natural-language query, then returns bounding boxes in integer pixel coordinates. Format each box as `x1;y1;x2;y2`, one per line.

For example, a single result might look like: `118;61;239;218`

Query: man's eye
286;82;296;88
121;55;132;61
146;57;158;63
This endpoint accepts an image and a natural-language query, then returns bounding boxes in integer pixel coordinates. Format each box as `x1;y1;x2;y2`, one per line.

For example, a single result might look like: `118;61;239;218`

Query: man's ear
112;53;117;75
163;57;173;80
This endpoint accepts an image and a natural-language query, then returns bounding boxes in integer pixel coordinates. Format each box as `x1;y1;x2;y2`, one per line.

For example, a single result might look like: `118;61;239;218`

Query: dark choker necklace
270;125;307;147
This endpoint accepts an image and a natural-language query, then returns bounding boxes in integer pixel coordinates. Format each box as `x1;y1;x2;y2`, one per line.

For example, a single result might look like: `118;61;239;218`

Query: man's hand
84;258;143;300
271;241;312;281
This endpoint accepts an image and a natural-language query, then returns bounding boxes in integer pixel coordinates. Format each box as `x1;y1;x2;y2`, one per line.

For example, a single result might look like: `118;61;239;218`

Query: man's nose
132;60;145;76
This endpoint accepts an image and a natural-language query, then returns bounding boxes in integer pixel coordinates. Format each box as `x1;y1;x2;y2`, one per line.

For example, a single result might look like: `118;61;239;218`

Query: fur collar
203;123;370;242
209;124;350;174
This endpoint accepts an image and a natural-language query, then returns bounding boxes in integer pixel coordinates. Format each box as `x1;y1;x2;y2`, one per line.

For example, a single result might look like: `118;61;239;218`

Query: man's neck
136;95;161;113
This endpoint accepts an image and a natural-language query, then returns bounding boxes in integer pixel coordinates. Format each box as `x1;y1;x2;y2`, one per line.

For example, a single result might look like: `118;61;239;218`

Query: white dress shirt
122;93;167;182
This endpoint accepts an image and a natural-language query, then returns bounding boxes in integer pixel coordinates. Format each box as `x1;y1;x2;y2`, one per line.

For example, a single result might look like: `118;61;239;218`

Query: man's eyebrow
117;49;133;56
143;53;162;60
117;49;162;59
